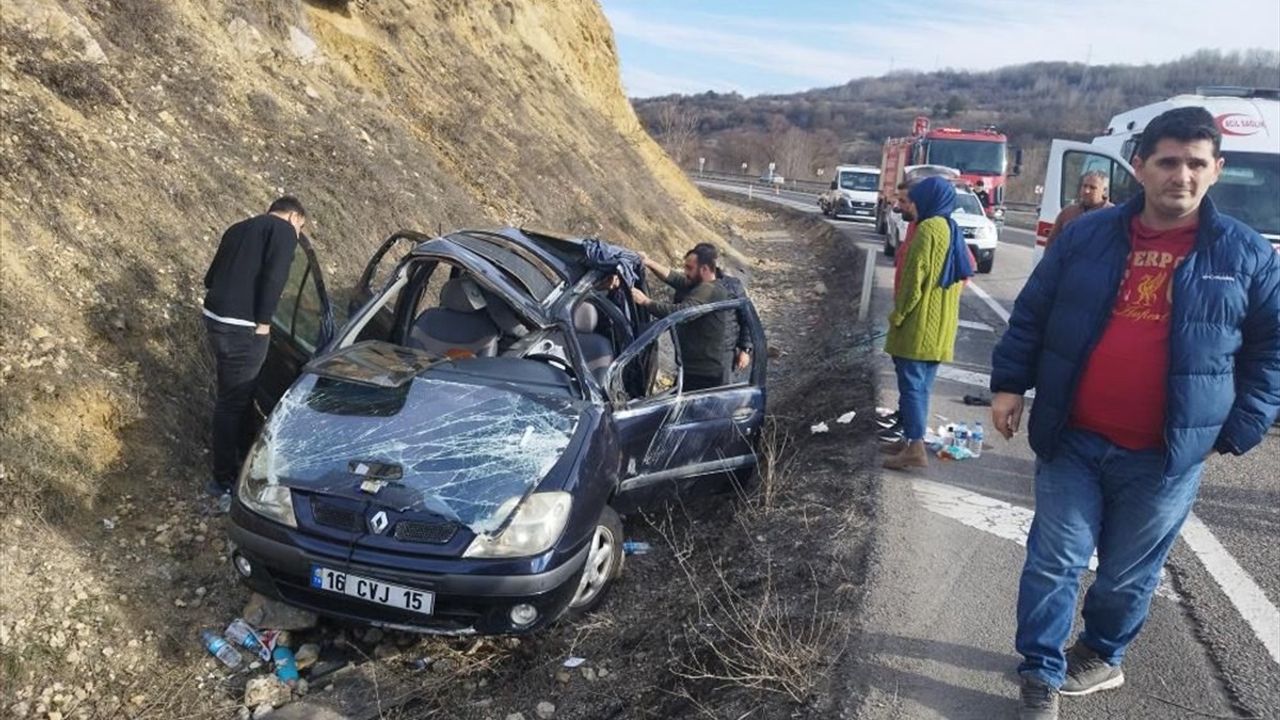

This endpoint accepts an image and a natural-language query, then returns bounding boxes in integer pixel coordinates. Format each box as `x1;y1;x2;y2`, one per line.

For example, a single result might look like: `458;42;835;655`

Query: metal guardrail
689;169;829;194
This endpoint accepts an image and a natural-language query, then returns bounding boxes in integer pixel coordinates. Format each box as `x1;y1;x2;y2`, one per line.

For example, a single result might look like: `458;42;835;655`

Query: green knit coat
883;216;962;362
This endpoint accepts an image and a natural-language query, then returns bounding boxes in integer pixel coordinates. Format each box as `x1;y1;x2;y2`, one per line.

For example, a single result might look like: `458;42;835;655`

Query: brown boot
883;440;928;471
879;439;908;455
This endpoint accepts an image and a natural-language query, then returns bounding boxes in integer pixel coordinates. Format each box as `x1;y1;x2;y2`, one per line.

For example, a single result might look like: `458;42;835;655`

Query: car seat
407;277;500;358
573;302;614;383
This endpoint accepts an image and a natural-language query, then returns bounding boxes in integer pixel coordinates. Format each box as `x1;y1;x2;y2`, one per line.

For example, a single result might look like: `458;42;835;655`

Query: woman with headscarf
882;176;974;470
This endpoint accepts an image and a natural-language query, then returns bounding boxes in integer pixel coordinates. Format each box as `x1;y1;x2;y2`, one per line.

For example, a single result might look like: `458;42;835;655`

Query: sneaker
1019;678;1060;720
876;412;900;429
1061;642;1124;696
877;425;904;443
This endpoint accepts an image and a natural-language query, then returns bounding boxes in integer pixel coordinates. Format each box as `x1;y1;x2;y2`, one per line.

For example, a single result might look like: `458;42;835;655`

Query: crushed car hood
254;353;581;535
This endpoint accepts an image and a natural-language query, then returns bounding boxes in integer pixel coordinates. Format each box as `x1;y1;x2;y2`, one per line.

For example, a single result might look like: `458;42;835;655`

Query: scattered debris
562;656;586;668
810;421;829;434
244;676;291;708
294;643;320;670
536;701;557;719
621;542;650;556
274;646;300;685
963;394;992;407
836;410;857;424
201;630;242;668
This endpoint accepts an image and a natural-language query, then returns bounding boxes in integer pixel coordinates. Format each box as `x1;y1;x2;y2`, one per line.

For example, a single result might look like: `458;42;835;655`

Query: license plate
310;566;434;615
854;209;871;216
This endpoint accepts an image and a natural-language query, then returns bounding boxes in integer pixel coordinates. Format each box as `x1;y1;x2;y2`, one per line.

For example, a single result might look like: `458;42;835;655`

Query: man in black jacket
202;196;306;496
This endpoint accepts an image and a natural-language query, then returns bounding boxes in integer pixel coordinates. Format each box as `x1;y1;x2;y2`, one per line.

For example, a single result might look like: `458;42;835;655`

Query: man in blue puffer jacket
990;107;1280;720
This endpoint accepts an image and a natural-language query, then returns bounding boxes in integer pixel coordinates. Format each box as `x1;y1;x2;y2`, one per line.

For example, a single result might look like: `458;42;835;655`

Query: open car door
602;298;767;506
256;234;337;411
1035;140;1140;264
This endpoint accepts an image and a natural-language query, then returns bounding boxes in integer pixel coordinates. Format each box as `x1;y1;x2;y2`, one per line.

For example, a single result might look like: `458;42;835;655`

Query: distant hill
633;49;1280;202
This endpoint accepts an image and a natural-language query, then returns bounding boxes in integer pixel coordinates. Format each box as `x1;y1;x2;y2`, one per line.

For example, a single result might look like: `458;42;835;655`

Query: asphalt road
697;180;1280;719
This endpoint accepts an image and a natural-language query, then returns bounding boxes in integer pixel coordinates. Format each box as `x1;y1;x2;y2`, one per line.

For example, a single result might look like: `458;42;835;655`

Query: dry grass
654;504;836;706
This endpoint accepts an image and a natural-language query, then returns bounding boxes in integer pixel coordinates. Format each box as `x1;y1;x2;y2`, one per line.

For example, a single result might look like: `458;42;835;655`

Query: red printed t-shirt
1070;217;1198;449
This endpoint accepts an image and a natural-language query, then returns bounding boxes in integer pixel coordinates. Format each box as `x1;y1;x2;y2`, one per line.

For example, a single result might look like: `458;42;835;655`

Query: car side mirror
829;181;837;190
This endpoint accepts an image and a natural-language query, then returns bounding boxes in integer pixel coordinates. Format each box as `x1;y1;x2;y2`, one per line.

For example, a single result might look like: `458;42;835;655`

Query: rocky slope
0;0;718;709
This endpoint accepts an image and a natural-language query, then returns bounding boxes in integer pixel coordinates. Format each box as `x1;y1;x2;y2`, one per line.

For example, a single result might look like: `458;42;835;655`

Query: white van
819;165;881;221
1036;88;1280;262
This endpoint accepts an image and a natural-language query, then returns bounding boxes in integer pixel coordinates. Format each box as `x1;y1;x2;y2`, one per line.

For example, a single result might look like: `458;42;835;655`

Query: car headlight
236;440;298;528
464;492;572;559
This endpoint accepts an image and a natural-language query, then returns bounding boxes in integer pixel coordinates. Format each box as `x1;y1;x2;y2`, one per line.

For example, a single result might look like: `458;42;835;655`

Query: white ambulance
1036;87;1280;262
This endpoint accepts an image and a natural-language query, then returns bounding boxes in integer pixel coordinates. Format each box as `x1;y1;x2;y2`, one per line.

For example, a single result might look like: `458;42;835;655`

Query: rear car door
603;299;767;502
1035;140;1140;264
257;234;336;411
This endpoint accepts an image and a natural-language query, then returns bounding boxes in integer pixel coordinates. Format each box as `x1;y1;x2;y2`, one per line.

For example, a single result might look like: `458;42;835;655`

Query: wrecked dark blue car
228;228;767;635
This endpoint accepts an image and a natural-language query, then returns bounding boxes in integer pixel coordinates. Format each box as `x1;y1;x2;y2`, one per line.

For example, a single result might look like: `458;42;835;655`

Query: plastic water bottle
201;630;242;669
225;619;266;660
970;422;985;458
274;646;299;684
953;423;969;451
622;541;651;556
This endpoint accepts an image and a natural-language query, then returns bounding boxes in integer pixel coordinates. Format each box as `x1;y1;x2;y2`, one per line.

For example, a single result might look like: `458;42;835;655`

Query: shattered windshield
253;371;581;534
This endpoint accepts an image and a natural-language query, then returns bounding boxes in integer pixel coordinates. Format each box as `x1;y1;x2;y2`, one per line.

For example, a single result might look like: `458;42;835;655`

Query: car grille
393;520;458;544
854;201;875;209
962;228;976;238
311;498;365;532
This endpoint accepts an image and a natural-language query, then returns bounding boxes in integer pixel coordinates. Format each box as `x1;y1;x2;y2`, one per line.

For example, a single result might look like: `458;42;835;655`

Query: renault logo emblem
370;511;389;534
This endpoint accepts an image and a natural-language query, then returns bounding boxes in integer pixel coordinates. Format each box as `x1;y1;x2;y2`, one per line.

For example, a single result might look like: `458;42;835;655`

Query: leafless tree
655;103;700;169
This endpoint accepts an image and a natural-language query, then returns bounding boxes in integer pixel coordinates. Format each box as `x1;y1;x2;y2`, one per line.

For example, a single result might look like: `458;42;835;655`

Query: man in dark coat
202;196;307;496
991;108;1280;719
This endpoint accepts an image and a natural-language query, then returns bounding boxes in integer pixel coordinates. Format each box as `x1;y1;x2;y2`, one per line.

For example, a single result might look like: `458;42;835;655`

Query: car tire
978;255;994;274
565;505;624;615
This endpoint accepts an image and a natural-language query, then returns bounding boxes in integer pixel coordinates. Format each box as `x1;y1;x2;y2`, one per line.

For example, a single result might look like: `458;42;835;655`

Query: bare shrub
657;509;835;704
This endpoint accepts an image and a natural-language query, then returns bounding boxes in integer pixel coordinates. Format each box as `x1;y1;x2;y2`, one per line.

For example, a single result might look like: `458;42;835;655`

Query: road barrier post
858;247;875;323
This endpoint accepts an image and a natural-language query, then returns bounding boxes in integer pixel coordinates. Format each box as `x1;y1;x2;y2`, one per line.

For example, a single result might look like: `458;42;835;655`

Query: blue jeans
1016;428;1204;687
893;357;939;441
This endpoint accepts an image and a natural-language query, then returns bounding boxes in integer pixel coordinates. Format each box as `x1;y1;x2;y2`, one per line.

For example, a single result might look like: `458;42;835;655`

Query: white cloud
604;0;1280;97
607;7;874;86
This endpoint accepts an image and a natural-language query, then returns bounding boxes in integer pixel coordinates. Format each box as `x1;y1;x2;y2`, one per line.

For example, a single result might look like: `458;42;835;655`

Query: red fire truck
876;117;1022;234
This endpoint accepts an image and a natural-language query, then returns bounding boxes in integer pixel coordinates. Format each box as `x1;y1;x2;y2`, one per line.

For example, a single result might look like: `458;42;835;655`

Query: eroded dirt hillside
0;0;719;703
0;0;719;503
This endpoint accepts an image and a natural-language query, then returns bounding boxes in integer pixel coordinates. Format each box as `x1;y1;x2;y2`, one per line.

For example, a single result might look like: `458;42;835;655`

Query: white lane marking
966;281;1011;324
1180;514;1280;665
934;365;1036;400
911;479;1180;601
959;319;995;332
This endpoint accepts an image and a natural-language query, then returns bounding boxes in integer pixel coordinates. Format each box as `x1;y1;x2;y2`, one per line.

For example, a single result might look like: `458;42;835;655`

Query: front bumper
228;509;589;635
835;199;876;221
968;244;996;264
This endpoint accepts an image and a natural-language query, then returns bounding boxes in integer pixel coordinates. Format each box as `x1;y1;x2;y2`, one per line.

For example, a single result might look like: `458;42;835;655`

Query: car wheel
567;505;624;614
978;255;994;274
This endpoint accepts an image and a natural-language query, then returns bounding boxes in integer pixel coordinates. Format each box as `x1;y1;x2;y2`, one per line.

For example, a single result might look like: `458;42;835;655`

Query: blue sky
600;0;1280;98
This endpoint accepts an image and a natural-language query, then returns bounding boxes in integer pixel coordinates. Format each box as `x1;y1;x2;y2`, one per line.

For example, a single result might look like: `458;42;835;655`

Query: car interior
343;256;643;399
